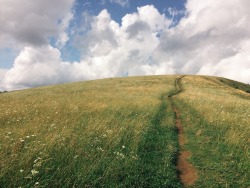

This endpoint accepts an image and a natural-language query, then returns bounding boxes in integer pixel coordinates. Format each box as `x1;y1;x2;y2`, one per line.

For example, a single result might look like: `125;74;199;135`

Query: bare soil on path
170;76;198;187
174;106;197;187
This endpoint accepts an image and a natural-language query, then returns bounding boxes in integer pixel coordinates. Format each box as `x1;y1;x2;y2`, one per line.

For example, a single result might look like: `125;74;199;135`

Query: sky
0;0;249;91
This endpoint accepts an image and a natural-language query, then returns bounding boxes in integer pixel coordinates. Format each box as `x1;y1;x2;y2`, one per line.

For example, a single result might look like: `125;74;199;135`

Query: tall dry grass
0;76;181;187
175;76;250;187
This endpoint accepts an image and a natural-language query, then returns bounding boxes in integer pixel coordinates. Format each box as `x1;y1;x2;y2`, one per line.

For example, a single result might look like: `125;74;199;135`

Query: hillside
0;75;249;187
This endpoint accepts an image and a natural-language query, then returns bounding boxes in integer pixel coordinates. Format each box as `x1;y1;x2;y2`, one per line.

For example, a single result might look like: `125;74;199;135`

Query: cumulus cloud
162;0;250;80
1;0;250;91
198;41;250;82
56;12;74;48
2;5;171;90
3;45;70;90
76;5;172;77
0;0;74;47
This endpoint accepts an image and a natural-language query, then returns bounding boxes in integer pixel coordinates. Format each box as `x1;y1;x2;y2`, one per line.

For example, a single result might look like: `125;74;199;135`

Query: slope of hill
174;76;250;187
0;75;249;187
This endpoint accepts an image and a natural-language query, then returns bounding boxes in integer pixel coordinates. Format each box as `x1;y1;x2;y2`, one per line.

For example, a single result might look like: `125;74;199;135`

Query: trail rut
169;76;198;187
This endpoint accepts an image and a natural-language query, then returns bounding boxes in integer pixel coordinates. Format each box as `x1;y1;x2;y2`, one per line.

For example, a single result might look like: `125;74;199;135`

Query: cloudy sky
0;0;249;91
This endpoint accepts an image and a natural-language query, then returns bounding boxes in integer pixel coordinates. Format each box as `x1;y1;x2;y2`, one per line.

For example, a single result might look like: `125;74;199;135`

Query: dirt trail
169;76;197;187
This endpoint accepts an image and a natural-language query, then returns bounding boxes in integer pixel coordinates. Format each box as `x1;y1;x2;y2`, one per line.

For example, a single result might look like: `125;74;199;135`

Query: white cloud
75;1;250;83
77;9;119;56
0;0;74;47
156;0;250;83
1;0;250;91
198;40;250;82
0;0;75;90
109;0;130;7
3;45;70;90
56;12;74;48
2;5;172;90
75;5;172;77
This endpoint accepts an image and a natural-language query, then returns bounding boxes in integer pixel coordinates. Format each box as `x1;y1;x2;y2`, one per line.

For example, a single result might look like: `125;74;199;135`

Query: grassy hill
0;75;249;187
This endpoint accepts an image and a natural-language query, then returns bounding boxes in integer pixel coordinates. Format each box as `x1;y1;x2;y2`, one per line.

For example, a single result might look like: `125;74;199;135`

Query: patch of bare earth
174;106;197;187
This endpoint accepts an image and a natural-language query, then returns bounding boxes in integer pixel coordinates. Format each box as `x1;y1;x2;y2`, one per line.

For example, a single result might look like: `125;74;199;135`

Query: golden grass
0;75;180;187
180;76;250;145
1;74;249;187
175;75;250;187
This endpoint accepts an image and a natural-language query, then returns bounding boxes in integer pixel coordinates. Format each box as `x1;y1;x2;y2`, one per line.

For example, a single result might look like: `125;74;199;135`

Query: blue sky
0;48;19;69
0;0;249;91
76;0;186;23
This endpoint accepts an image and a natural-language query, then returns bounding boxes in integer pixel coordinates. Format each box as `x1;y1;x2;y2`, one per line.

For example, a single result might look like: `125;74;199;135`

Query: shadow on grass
135;93;181;187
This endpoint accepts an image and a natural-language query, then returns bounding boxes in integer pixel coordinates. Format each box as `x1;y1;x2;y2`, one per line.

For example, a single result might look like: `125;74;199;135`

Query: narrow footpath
168;76;198;187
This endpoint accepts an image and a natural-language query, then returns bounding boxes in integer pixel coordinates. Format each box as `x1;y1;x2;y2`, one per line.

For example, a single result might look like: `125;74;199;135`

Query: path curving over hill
168;76;198;187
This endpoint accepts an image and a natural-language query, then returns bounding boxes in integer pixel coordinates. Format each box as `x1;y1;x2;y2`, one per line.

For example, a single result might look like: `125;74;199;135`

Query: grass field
0;75;249;187
0;76;181;187
174;76;250;187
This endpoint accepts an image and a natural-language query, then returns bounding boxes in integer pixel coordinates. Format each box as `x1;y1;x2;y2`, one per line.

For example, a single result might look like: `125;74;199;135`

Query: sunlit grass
0;76;181;187
175;76;250;187
1;75;249;187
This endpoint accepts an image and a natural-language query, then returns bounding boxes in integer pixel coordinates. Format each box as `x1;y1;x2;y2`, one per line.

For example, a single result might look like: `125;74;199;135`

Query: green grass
0;75;249;187
0;76;181;187
218;77;250;94
135;92;180;187
174;76;250;187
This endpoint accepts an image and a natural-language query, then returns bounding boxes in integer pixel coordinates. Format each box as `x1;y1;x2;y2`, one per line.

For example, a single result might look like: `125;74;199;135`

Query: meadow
174;76;250;187
0;76;181;187
0;75;249;187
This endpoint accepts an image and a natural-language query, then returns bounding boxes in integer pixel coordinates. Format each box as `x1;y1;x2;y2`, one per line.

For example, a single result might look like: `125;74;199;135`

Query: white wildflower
132;155;138;160
33;162;42;167
34;157;42;163
97;147;104;152
114;151;125;159
31;169;39;176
